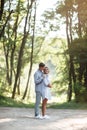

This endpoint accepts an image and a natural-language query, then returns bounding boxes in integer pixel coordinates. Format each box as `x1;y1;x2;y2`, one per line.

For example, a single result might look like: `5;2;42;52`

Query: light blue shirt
34;69;44;92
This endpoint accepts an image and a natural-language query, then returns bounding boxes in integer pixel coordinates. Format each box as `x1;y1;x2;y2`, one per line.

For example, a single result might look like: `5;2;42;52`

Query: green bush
74;83;87;102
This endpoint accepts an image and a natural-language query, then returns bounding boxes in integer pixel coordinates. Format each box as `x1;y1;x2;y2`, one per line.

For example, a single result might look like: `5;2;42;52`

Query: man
34;62;45;119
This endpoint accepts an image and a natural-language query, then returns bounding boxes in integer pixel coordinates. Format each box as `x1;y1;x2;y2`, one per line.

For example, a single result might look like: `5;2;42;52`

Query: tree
57;0;87;102
0;0;4;20
22;1;36;99
12;0;35;99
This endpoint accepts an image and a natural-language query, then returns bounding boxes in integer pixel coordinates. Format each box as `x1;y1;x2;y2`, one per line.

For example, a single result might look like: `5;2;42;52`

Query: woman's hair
45;66;48;69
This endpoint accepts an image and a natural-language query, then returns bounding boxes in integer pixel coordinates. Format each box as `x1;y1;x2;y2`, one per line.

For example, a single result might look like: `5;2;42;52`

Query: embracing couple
34;62;52;119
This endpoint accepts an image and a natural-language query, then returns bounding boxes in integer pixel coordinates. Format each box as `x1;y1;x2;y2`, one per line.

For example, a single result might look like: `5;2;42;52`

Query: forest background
0;0;87;108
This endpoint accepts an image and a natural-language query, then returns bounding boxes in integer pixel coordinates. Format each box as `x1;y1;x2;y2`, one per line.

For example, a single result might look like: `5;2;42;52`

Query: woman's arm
44;74;52;88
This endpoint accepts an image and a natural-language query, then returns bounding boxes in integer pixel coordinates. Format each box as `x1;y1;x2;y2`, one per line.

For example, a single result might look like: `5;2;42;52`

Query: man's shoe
35;115;43;119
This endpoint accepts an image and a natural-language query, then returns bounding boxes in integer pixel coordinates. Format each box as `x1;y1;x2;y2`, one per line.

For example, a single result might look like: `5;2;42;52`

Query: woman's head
44;67;49;74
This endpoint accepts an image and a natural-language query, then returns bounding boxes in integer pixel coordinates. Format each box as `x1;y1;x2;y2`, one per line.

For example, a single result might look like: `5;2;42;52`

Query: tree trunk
17;77;20;95
0;10;13;39
12;0;34;99
66;10;73;101
3;41;10;84
9;0;20;85
22;1;36;100
84;63;87;90
0;0;4;20
77;1;82;37
67;58;72;102
12;33;28;98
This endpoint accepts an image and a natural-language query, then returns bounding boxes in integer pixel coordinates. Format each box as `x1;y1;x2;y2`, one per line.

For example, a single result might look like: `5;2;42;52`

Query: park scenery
0;0;87;130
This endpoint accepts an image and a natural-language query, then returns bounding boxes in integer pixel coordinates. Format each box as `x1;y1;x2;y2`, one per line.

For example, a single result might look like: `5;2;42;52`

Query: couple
34;62;52;119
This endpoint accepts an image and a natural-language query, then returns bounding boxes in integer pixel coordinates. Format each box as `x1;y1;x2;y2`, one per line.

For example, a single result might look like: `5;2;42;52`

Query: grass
48;101;87;109
0;95;34;108
0;95;87;109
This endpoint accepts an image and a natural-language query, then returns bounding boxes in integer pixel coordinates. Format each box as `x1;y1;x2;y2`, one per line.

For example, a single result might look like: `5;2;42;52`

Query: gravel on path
0;107;87;130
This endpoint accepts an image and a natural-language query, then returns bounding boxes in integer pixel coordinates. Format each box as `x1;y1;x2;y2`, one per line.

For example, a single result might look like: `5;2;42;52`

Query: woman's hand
47;84;52;88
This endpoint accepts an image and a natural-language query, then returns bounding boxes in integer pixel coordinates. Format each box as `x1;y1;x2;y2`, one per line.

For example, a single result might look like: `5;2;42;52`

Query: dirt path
0;107;87;130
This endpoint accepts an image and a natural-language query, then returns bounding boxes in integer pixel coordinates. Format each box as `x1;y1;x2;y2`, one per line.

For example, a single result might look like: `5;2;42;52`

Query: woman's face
44;67;49;74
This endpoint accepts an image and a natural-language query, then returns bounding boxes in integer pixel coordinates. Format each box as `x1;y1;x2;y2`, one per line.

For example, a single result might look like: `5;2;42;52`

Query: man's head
39;62;45;71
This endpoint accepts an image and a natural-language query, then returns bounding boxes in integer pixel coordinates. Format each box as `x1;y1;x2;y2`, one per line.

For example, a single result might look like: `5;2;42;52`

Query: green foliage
74;83;87;102
79;88;87;102
0;62;9;96
68;38;87;63
0;74;12;96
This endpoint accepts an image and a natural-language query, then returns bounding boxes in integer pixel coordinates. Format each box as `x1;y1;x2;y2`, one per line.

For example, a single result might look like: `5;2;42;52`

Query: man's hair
39;62;45;67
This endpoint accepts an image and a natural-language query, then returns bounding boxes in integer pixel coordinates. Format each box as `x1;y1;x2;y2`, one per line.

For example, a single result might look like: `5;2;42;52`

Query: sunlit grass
0;95;34;108
0;94;87;109
47;94;87;109
48;101;87;109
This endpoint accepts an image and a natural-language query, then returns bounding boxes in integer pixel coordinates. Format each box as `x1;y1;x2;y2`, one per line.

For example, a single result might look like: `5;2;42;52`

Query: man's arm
34;72;43;85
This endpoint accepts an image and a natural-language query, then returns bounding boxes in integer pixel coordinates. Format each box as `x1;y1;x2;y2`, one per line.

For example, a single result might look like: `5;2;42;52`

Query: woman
42;67;52;119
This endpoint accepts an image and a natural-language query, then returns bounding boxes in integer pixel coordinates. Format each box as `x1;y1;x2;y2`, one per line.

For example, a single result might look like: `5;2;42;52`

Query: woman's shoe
42;115;50;119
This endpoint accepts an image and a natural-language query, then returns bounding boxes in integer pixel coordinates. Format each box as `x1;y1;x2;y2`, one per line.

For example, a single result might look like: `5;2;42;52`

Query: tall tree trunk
0;0;4;20
9;0;20;85
84;63;87;90
12;15;28;99
3;41;10;83
12;0;34;99
66;10;73;101
17;77;20;95
12;33;28;99
69;10;76;95
22;1;36;100
68;61;72;102
77;0;82;37
0;10;13;39
66;3;76;101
